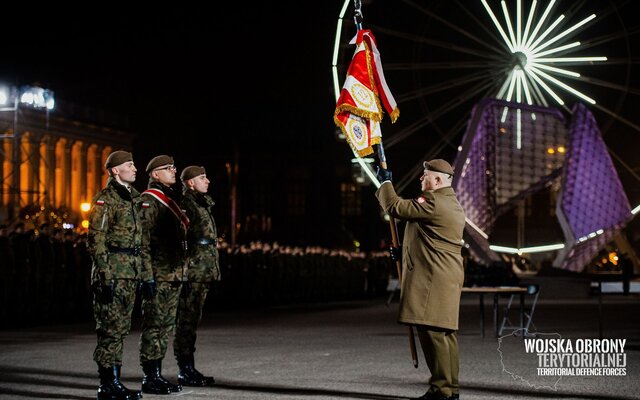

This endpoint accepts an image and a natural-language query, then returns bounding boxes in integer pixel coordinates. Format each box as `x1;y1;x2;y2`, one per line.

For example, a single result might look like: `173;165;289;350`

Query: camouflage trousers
139;281;181;362
174;282;211;357
93;279;137;367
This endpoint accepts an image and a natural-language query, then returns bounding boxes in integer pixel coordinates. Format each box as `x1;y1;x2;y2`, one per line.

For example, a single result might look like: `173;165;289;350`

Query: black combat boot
177;353;215;386
114;364;143;400
141;360;172;395
155;359;182;392
97;365;133;400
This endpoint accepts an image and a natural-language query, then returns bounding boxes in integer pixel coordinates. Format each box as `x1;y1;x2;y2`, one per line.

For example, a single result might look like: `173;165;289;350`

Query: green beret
105;150;133;169
424;159;455;176
146;155;174;173
181;166;206;182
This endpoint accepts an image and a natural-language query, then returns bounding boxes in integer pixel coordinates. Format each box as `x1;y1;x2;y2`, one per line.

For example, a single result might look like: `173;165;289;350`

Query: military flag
334;29;399;157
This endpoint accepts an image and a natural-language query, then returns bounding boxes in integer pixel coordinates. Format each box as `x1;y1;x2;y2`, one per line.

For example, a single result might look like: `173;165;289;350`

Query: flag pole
339;0;418;368
376;141;419;369
355;0;418;366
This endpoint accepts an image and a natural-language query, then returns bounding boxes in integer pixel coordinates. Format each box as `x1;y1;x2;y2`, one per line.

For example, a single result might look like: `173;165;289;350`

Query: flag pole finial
353;0;363;31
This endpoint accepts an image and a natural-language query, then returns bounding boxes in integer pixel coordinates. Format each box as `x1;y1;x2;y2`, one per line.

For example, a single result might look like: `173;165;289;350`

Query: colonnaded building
0;97;132;229
0;86;380;248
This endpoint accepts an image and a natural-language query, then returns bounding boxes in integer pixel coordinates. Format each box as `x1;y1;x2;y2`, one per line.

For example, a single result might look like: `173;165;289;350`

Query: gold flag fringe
333;114;381;158
334;104;383;122
389;107;400;123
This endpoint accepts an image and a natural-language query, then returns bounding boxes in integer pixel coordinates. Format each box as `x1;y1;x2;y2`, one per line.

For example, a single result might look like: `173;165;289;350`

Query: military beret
181;166;206;182
146;155;174;173
424;159;455;176
105;150;133;169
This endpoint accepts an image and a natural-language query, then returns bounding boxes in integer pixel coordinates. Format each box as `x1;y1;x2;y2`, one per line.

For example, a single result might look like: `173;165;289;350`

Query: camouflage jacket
87;177;152;283
140;182;188;282
181;189;220;282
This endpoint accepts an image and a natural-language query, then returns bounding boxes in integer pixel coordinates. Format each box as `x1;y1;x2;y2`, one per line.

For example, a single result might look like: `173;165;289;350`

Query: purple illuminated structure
453;99;632;272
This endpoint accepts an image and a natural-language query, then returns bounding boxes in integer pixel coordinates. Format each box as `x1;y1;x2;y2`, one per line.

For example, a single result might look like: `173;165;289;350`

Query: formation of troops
0;228;391;327
89;151;219;399
1;151;465;400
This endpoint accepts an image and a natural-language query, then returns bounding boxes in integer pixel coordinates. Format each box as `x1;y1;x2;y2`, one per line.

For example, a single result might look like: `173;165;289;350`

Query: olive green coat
87;177;152;283
140;182;187;283
376;183;465;330
181;189;220;283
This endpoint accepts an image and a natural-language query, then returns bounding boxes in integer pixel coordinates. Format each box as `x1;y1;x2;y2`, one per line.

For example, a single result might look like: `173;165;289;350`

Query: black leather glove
140;279;157;300
389;246;402;263
376;167;392;183
93;280;115;304
180;281;192;299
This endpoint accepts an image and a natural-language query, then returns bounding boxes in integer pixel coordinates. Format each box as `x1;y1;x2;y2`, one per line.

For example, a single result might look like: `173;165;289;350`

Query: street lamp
0;83;55;221
80;201;91;231
0;85;55;112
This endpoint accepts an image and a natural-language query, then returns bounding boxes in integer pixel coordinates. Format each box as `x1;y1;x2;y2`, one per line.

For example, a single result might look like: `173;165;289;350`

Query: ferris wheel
332;0;639;194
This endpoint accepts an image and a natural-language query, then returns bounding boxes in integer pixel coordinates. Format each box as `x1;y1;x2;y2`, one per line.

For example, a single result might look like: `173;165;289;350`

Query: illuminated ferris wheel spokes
479;0;607;149
481;0;606;106
333;0;638;192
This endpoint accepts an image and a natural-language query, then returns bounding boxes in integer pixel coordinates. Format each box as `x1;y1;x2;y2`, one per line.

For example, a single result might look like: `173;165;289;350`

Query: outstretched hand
376;167;392;183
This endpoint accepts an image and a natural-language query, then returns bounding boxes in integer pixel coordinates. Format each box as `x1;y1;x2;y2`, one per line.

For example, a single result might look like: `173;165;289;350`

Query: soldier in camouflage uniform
137;155;188;395
174;166;220;386
88;150;154;400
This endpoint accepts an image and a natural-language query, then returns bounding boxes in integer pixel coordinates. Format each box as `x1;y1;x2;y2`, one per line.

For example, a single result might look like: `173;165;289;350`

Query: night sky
1;1;639;206
1;2;341;171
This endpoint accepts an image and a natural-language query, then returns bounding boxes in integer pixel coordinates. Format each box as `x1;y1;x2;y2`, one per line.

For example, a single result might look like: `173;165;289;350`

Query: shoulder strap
143;188;190;231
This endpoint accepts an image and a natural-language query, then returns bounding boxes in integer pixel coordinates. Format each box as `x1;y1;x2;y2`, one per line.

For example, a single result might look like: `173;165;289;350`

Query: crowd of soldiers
2;150;395;400
0;222;92;325
0;226;395;327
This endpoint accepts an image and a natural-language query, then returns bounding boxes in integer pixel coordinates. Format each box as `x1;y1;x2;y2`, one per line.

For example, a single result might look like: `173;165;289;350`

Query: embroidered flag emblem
334;29;399;157
142;202;150;208
96;199;105;205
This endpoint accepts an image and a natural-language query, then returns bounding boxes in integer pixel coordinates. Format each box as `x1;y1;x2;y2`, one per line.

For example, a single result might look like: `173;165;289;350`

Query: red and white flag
334;29;399;157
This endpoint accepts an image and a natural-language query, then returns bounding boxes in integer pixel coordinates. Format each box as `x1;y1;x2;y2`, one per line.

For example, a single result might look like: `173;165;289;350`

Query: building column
63;140;74;208
28;134;42;206
0;139;5;212
46;136;57;207
79;142;89;205
94;145;105;195
10;124;20;221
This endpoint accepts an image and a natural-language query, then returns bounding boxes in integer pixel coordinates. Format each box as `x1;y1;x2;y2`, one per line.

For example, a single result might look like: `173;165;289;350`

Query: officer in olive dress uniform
88;150;154;400
376;159;465;400
174;165;220;386
138;155;188;395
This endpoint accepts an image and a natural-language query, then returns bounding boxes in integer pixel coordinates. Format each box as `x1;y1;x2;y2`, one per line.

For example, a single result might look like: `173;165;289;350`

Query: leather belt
108;245;141;256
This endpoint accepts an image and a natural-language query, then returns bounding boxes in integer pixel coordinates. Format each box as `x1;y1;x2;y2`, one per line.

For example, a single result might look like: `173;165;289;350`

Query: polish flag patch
142;202;150;208
416;196;426;204
95;199;105;205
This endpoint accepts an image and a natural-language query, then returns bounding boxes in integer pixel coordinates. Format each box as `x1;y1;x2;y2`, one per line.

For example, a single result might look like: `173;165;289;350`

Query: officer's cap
181;166;206;182
146;155;174;173
424;159;455;176
105;150;133;169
